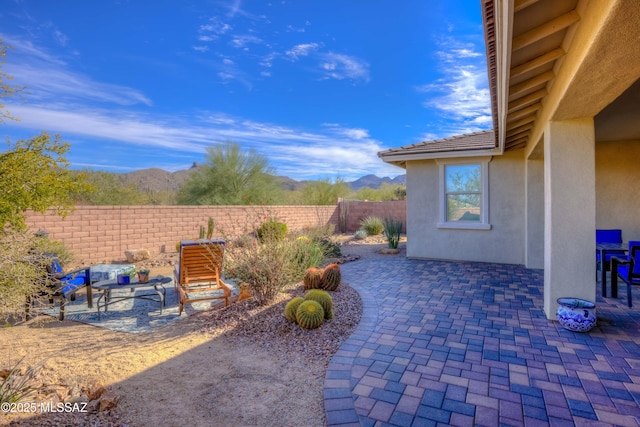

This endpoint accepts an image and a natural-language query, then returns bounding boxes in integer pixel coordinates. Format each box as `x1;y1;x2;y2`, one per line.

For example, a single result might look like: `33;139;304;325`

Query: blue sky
0;0;491;181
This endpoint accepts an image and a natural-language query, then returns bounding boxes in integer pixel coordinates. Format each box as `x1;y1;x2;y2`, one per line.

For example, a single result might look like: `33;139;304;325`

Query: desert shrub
304;223;335;241
293;237;325;270
0;229;56;323
225;232;316;305
360;216;384;235
0;358;45;405
319;237;342;258
383;217;403;249
354;229;367;240
257;220;288;242
32;234;74;266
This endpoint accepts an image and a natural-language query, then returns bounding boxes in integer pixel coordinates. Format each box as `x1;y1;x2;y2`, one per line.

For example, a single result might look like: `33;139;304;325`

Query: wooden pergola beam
510;48;565;79
512;11;580;51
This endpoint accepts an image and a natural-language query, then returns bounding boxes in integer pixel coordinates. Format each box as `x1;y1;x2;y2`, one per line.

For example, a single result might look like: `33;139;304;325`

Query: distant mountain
118;163;200;193
348;174;406;190
115;166;406;194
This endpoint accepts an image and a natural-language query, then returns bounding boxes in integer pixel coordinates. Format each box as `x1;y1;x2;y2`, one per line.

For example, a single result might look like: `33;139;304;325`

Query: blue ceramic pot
556;298;596;332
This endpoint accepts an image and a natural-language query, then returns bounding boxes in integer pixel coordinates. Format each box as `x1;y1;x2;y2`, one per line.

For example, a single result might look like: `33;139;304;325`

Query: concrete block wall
24;201;406;263
339;200;407;233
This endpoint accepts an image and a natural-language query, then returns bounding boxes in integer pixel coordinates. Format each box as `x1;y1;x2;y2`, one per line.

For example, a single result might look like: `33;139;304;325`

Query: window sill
437;222;492;230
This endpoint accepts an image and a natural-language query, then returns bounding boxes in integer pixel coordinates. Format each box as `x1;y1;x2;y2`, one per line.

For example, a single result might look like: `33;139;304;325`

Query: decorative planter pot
556;298;596;332
137;269;150;283
117;274;130;285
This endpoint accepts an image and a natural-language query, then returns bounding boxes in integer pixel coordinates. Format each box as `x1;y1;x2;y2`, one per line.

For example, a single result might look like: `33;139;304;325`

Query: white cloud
199;16;232;37
6;62;152;107
416;39;491;136
285;43;320;61
53;30;68;46
230;34;263;49
3;104;400;180
2;35;151;106
193;46;209;52
319;53;370;83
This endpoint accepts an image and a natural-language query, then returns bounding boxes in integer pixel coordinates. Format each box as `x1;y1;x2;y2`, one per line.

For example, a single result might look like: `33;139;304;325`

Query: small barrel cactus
322;263;341;291
284;296;305;323
303;267;323;290
304;289;334;320
296;300;325;329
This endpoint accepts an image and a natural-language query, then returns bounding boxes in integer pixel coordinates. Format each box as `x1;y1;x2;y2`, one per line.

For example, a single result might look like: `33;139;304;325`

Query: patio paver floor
324;258;640;426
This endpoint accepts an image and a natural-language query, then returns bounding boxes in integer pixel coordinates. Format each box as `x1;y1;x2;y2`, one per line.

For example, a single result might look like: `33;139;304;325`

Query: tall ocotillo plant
383;217;403;249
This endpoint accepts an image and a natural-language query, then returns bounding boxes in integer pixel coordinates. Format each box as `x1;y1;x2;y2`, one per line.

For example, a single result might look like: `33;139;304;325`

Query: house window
436;157;491;230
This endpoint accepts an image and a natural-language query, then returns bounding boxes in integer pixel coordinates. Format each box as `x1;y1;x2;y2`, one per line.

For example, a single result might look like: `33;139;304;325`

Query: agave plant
383;217;403;249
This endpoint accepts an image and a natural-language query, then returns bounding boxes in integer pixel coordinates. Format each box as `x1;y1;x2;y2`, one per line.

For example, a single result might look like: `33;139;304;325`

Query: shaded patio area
325;258;640;426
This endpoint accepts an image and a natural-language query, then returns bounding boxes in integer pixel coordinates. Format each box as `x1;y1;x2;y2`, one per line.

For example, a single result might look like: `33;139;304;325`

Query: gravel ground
4;235;403;427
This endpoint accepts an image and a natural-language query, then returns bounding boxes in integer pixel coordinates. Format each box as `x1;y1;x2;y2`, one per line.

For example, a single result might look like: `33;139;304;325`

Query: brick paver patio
324;258;640;426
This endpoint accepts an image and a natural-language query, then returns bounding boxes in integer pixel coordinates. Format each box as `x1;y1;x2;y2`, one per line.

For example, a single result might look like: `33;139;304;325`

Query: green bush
354;229;367;240
0;229;56;323
293;237;325;270
360;216;384;235
257;220;288;242
225;233;321;305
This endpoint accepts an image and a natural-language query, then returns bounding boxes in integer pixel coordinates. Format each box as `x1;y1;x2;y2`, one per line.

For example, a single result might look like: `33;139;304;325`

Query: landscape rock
98;392;120;411
124;249;151;263
87;381;107;401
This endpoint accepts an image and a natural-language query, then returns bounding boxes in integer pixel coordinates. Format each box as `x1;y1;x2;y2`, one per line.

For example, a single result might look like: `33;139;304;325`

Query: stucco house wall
596;139;640;238
405;150;526;264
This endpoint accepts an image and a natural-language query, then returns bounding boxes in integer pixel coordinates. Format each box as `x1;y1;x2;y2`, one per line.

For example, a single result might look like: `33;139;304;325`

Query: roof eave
482;0;513;154
379;147;500;165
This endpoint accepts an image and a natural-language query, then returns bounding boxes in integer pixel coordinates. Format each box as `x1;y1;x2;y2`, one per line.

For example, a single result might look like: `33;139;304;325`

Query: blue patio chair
611;241;640;307
596;229;626;278
26;257;90;320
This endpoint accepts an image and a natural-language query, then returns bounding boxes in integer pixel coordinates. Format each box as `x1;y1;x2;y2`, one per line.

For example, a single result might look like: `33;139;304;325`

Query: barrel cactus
304;289;334;320
284;297;305;323
321;263;341;291
296;300;325;329
303;267;323;290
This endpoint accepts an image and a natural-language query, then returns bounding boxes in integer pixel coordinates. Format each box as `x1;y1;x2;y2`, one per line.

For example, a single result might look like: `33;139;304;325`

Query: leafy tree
0;38;22;123
301;178;350;205
0;132;91;229
355;183;406;201
74;170;145;205
177;142;282;205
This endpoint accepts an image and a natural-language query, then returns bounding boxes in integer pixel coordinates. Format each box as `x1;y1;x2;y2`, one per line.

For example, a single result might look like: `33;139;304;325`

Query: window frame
436;157;492;230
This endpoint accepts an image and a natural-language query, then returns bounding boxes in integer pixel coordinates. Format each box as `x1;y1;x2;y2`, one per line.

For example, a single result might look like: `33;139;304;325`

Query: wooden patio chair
174;239;231;315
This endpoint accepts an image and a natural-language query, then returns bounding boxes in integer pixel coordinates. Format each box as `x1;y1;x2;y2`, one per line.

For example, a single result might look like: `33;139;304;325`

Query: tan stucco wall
525;158;544;269
596;139;640;238
406;150;525;264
